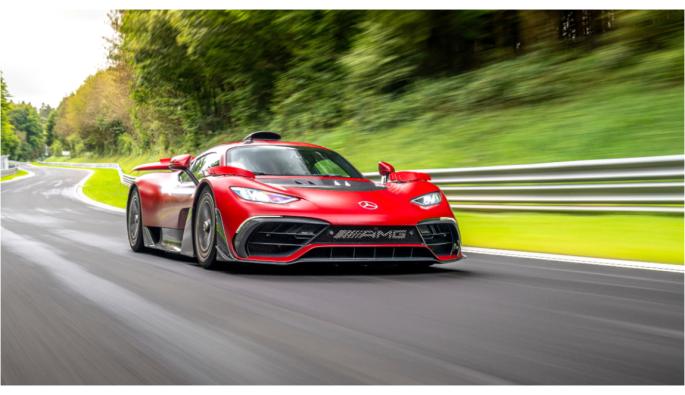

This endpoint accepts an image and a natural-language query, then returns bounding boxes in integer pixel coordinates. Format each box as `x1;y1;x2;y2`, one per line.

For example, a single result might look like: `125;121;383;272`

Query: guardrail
1;168;17;177
362;155;684;213
40;154;684;213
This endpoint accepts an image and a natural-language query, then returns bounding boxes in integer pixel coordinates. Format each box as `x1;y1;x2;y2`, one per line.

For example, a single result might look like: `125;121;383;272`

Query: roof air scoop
243;131;282;143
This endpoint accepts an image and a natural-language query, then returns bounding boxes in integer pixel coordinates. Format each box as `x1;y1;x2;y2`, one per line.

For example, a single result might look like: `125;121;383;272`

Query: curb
30;163;126;214
74;169;126;214
0;167;35;184
462;246;684;273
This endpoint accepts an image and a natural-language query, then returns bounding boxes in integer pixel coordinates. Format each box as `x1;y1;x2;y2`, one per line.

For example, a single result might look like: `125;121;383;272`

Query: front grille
300;246;435;261
417;221;460;256
313;226;422;244
235;217;460;260
235;218;327;257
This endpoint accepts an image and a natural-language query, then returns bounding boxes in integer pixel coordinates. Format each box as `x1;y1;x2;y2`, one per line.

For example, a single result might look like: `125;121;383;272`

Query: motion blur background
2;10;683;263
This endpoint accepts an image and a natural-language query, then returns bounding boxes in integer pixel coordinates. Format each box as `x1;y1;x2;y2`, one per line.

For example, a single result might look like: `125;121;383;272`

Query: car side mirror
378;161;395;183
205;166;255;178
169;154;192;170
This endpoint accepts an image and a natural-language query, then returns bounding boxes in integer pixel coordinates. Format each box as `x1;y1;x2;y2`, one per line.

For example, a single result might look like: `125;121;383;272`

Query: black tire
194;187;219;269
127;187;145;252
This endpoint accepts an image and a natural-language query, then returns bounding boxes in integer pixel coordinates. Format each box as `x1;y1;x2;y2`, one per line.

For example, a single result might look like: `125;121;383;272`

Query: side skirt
142;226;184;254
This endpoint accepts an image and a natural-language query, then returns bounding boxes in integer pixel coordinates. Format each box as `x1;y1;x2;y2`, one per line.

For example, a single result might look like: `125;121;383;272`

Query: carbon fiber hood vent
259;177;383;191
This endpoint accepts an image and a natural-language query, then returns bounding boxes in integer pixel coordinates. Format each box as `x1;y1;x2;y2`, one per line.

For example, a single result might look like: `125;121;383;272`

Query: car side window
180;157;201;184
189;156;207;180
179;153;219;183
200;153;220;177
190;153;219;180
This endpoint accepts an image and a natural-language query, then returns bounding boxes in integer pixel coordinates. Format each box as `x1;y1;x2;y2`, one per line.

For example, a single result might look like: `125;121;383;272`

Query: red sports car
127;132;463;269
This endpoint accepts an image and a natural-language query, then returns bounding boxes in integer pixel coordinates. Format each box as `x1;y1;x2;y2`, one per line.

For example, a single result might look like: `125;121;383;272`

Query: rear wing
132;154;193;172
132;158;171;171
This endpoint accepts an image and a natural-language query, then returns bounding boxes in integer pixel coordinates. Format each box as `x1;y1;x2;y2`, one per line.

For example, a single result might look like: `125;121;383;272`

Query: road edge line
74;169;126;214
462;246;684;273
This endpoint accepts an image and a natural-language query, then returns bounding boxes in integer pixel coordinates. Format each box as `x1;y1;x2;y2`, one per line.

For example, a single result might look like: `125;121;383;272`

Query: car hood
255;176;451;224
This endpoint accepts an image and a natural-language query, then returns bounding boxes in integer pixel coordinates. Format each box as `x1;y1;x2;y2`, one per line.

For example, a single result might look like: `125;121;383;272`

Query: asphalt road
1;165;683;384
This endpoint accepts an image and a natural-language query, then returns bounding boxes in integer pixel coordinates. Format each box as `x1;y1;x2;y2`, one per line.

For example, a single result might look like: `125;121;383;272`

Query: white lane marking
0;167;35;185
462;247;684;273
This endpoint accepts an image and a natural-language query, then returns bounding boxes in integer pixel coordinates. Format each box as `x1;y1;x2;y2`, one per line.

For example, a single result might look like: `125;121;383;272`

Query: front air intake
234;218;328;257
417;220;460;256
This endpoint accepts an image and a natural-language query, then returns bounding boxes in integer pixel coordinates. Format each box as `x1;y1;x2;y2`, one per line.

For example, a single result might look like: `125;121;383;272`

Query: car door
159;152;220;229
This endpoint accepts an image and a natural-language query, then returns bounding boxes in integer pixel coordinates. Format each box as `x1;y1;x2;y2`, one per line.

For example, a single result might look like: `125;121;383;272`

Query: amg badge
333;229;408;240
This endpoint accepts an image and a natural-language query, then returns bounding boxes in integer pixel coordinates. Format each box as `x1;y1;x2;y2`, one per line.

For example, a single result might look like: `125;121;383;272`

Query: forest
1;10;683;166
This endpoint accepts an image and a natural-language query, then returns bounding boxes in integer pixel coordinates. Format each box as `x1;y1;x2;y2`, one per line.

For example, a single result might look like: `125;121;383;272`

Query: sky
0;9;114;108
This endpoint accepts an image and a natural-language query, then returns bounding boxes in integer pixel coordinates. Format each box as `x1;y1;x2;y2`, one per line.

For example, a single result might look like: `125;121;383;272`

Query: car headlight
412;192;442;207
230;187;299;204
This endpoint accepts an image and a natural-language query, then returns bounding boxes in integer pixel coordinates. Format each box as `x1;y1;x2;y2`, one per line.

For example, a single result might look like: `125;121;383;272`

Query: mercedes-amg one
127;132;463;269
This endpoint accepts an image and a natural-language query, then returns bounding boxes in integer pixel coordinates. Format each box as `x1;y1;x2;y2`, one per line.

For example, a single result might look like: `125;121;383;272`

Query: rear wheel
194;187;219;269
127;187;145;252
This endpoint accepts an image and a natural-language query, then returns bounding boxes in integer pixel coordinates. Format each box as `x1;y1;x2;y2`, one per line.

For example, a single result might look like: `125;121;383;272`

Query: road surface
2;165;683;384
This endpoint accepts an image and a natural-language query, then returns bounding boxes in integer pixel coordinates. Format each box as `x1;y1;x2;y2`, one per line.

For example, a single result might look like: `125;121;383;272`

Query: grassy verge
44;82;683;174
309;83;683;172
1;169;29;182
81;168;130;209
32;163;129;209
457;211;683;264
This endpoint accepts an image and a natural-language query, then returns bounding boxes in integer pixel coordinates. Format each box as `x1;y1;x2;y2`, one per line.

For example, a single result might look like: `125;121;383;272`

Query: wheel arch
191;179;235;263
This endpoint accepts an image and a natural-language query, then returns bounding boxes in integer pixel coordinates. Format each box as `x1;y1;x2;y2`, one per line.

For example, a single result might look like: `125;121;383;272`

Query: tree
98;10;682;153
9;102;44;160
53;67;132;154
1;75;20;157
45;109;56;147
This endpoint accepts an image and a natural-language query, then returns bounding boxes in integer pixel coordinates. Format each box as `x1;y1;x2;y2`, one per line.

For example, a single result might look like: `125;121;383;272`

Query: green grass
81;168;130;209
45;77;683;175
32;162;129;209
44;83;683;174
457;211;683;264
1;169;29;182
307;83;684;172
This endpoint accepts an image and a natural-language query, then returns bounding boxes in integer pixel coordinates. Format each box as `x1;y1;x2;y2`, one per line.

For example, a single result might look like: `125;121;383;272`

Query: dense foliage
38;10;685;160
1;76;48;161
1;76;20;157
53;67;132;156
8;103;45;160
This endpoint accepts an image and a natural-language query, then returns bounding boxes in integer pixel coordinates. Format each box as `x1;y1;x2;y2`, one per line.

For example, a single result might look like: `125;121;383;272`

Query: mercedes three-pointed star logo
358;201;378;210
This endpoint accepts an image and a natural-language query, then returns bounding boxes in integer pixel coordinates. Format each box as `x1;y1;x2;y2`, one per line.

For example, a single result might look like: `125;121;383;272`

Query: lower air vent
300;246;435;261
235;218;327;257
417;220;460;256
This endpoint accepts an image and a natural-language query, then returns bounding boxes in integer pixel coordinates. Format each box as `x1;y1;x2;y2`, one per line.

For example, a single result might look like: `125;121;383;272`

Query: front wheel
194;187;219;269
127;187;145;252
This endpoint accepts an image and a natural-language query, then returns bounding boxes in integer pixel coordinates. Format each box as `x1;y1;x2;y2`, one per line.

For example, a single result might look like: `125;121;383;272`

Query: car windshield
226;145;363;178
